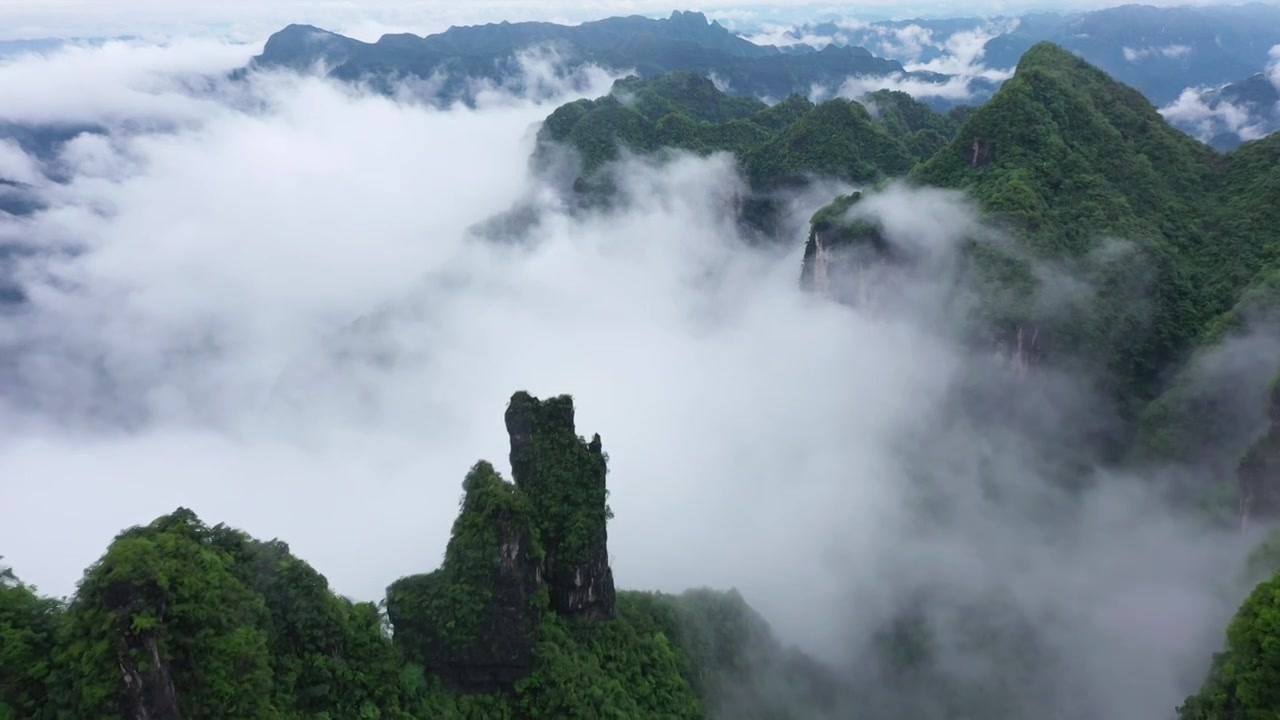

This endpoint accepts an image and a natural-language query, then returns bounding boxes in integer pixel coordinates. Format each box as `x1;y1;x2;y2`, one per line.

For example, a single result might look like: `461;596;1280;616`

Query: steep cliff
800;191;898;303
909;42;1219;417
802;43;1279;492
505;391;616;621
386;461;546;693
1237;376;1280;528
0;392;872;718
387;391;616;695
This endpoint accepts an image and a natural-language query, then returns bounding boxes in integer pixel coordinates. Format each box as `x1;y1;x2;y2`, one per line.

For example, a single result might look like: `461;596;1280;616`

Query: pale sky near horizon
0;0;1274;42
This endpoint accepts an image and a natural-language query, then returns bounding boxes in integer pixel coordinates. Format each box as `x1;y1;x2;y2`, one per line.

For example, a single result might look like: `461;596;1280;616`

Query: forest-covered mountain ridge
511;41;1280;719
0;391;844;719
808;42;1279;495
247;4;1280;133
834;43;1274;481
527;39;1279;523
248;11;945;108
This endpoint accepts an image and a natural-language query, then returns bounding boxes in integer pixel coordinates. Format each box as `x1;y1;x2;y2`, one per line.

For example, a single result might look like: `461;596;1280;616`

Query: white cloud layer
1159;44;1280;146
1159;86;1270;143
0;38;254;126
0;34;1264;717
799;19;1016;102
1124;44;1193;62
1269;43;1280;92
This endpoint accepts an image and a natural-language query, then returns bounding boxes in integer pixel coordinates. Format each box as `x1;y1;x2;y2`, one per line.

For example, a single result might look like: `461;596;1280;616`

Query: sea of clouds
0;29;1268;719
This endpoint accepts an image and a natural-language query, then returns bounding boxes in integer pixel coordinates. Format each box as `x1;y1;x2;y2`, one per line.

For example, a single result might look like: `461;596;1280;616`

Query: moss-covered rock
386;461;546;693
505;391;616;621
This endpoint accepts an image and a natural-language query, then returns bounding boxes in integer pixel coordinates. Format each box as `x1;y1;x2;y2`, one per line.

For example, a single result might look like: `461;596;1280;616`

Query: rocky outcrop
387;392;617;694
112;627;182;720
386;461;545;693
969;135;992;167
506;391;616;621
800;193;899;298
102;581;183;720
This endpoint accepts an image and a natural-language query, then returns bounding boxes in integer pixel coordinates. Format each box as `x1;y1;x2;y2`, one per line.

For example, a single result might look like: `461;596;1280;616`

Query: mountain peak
257;23;361;68
1015;40;1086;72
505;391;616;621
668;10;710;25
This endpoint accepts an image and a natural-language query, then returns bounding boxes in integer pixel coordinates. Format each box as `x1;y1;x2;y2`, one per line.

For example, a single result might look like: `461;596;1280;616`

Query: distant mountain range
765;4;1280;148
1159;65;1280;150
248;11;968;111
769;4;1280;104
1;2;1277;216
249;5;1280;146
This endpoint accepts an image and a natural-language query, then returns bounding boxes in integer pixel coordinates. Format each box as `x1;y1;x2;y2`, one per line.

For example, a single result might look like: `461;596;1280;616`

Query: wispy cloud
1269;43;1280;92
1159;86;1269;143
1159;46;1280;147
0;38;253;126
802;19;1016;102
1123;44;1193;62
0;30;1265;719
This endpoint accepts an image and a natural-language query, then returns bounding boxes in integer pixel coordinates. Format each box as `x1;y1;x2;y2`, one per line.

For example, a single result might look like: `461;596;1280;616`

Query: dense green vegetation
1180;568;1280;719
8;36;1280;719
0;564;59;720
779;46;1280;717
907;43;1221;412
803;44;1280;472
537;73;963;182
0;393;833;719
532;71;965;233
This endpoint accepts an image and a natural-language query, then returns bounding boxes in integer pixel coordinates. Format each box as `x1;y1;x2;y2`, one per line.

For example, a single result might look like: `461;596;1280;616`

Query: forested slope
793;45;1280;719
529;71;965;233
806;43;1279;478
0;393;839;719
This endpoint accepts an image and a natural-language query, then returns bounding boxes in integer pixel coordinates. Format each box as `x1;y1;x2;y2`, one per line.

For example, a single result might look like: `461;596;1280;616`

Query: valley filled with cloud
5;0;1280;711
0;28;1272;718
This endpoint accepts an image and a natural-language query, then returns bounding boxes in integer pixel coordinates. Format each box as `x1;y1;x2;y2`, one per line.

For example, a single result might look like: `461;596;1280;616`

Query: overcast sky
0;0;1274;42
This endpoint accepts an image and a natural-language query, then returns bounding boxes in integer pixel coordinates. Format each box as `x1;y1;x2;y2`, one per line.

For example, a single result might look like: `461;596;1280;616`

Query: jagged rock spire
505;391;616;621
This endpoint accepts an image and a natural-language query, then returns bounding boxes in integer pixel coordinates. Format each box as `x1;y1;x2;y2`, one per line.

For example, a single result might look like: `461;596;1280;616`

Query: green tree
0;562;62;720
1180;574;1280;718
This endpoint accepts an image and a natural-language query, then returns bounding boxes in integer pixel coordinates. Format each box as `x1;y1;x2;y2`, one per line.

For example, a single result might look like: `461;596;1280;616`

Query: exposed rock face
992;323;1046;377
386;461;545;694
969;135;992;167
505;391;616;621
114;633;182;720
386;392;617;695
101;582;183;720
1237;379;1280;528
